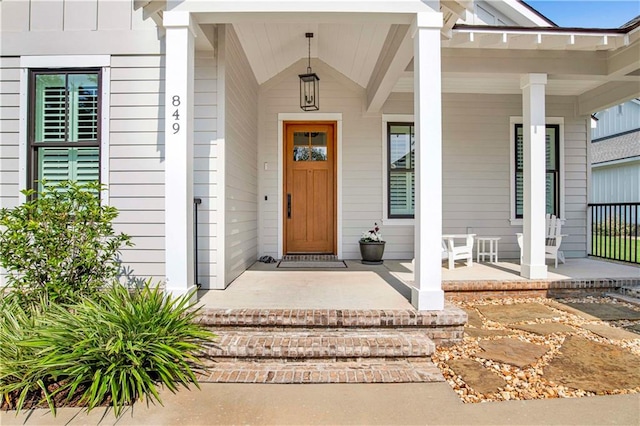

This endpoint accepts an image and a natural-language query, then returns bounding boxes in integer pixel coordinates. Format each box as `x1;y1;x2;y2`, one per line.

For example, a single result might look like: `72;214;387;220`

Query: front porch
198;257;639;309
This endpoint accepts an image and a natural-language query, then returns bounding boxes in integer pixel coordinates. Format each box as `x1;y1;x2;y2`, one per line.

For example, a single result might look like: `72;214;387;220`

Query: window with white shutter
514;124;560;219
388;123;415;218
29;70;100;191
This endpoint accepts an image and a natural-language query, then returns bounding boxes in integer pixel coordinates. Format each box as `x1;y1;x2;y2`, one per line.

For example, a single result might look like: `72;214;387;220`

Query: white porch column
520;74;548;279
163;11;196;298
412;12;445;311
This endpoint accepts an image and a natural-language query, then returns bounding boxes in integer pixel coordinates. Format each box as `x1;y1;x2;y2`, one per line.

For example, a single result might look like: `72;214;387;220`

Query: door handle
287;193;291;219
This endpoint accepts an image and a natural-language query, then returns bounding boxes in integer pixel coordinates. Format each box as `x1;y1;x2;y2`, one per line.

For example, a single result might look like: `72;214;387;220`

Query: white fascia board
491;0;554;27
592;156;640;168
171;0;438;14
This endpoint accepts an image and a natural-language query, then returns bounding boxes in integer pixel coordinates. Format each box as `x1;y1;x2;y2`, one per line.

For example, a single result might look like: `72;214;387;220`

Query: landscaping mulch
433;296;640;403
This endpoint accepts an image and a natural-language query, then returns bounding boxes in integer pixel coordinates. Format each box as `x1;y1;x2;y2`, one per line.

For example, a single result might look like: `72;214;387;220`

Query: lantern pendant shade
299;32;319;111
299;71;320;111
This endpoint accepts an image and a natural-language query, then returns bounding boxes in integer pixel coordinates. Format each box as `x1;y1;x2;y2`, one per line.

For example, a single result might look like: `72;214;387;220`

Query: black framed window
388;122;415;218
28;69;101;191
514;124;560;218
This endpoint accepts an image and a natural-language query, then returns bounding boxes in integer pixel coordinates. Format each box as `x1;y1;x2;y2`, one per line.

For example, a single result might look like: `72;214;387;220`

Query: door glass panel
310;147;327;161
293;146;309;161
292;131;328;161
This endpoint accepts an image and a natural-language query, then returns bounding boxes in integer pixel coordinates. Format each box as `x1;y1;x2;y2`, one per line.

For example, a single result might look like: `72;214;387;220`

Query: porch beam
442;49;609;76
608;42;640;77
366;24;413;114
577;81;640;115
520;73;548;280
412;12;445;311
163;11;197;300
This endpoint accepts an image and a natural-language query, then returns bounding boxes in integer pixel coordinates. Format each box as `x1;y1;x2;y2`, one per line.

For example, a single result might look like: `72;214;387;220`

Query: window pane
389;125;413;170
35;74;66;142
545;127;557;171
293;146;309;161
546;172;556;215
34;73;99;143
310;147;327;161
389;170;414;216
38;147;99;190
388;123;415;218
68;74;99;141
515;124;560;218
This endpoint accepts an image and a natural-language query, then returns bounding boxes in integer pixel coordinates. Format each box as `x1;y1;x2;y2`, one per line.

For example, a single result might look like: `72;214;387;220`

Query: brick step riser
200;356;434;365
195;360;445;384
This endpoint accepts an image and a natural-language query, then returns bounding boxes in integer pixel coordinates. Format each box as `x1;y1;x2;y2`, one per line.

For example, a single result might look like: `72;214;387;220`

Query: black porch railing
589;202;639;264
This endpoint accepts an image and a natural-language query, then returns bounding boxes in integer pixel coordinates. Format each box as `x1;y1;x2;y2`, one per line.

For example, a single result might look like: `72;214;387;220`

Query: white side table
476;237;501;263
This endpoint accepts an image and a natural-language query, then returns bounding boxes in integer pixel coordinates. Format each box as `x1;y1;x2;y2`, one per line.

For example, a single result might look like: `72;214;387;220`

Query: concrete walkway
2;383;638;425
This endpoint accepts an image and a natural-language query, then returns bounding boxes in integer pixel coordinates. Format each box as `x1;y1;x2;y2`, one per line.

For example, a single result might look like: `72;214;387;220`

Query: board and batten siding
592;101;640;140
592;161;640;203
223;25;259;284
383;92;589;260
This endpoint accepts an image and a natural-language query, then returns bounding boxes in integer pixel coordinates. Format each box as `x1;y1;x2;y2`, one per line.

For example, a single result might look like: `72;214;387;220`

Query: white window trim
382;114;415;226
509;116;565;226
19;56;111;204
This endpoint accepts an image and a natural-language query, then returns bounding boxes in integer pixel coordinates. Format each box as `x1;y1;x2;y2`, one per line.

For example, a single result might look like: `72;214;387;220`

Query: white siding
592;101;640;140
0;57;20;211
194;48;220;289
592;161;640;203
109;54;166;283
382;93;588;260
0;0;167;285
258;59;408;259
258;76;590;261
0;0;159;56
224;26;259;284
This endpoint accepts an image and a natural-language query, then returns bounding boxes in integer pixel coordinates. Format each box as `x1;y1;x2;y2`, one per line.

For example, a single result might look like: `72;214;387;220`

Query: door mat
277;260;347;269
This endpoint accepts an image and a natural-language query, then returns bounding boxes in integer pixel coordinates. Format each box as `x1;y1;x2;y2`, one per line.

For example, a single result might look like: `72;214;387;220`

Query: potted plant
359;222;385;265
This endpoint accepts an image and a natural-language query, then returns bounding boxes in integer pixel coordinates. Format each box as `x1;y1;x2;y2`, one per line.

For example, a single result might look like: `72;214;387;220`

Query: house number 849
172;95;181;134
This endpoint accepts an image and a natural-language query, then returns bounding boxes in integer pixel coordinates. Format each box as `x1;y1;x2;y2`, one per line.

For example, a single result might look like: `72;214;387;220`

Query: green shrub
0;181;132;308
1;283;214;416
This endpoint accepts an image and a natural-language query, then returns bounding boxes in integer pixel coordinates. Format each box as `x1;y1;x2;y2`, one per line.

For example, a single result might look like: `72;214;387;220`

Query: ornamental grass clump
0;283;214;416
0;180;132;308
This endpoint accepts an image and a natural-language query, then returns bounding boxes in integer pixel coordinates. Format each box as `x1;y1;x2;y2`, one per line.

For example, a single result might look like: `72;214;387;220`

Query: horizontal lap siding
109;54;166;282
194;48;220;289
224;26;259;284
383;92;588;260
259;59;407;259
0;57;20;211
0;58;20;287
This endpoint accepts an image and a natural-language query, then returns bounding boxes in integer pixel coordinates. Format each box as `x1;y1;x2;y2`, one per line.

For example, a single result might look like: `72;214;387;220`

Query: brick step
196;360;445;384
196;308;467;345
201;330;435;359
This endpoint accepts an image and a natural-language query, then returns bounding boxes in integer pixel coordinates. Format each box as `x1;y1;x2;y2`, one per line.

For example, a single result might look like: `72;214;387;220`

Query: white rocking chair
442;234;475;269
516;214;567;268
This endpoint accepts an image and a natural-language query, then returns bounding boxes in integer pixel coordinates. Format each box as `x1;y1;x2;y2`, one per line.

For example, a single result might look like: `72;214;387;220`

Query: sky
525;0;640;28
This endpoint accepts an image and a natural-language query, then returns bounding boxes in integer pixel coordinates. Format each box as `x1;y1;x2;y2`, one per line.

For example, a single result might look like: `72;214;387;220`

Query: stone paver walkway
433;297;640;403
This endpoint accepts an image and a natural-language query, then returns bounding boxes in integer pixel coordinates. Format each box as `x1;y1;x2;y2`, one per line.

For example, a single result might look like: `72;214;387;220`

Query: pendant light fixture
299;32;320;111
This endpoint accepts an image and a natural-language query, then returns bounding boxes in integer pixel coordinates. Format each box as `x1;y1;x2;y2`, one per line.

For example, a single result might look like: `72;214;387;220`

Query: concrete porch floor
197;257;639;310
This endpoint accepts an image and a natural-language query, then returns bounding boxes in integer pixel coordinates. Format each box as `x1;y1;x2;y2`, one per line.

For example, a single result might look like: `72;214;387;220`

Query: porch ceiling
152;0;640;114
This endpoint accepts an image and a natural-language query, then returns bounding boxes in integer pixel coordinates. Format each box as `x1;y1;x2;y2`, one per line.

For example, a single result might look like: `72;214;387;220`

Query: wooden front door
284;122;336;254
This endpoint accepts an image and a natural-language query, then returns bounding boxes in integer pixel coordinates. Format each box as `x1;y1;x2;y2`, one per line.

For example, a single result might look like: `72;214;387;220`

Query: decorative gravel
432;296;640;403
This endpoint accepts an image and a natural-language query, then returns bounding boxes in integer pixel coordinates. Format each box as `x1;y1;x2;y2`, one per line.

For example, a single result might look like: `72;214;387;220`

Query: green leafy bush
0;181;132;307
1;283;214;416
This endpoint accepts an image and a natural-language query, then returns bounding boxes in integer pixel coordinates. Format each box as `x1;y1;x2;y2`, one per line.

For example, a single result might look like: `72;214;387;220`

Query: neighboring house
591;100;640;204
1;0;639;311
